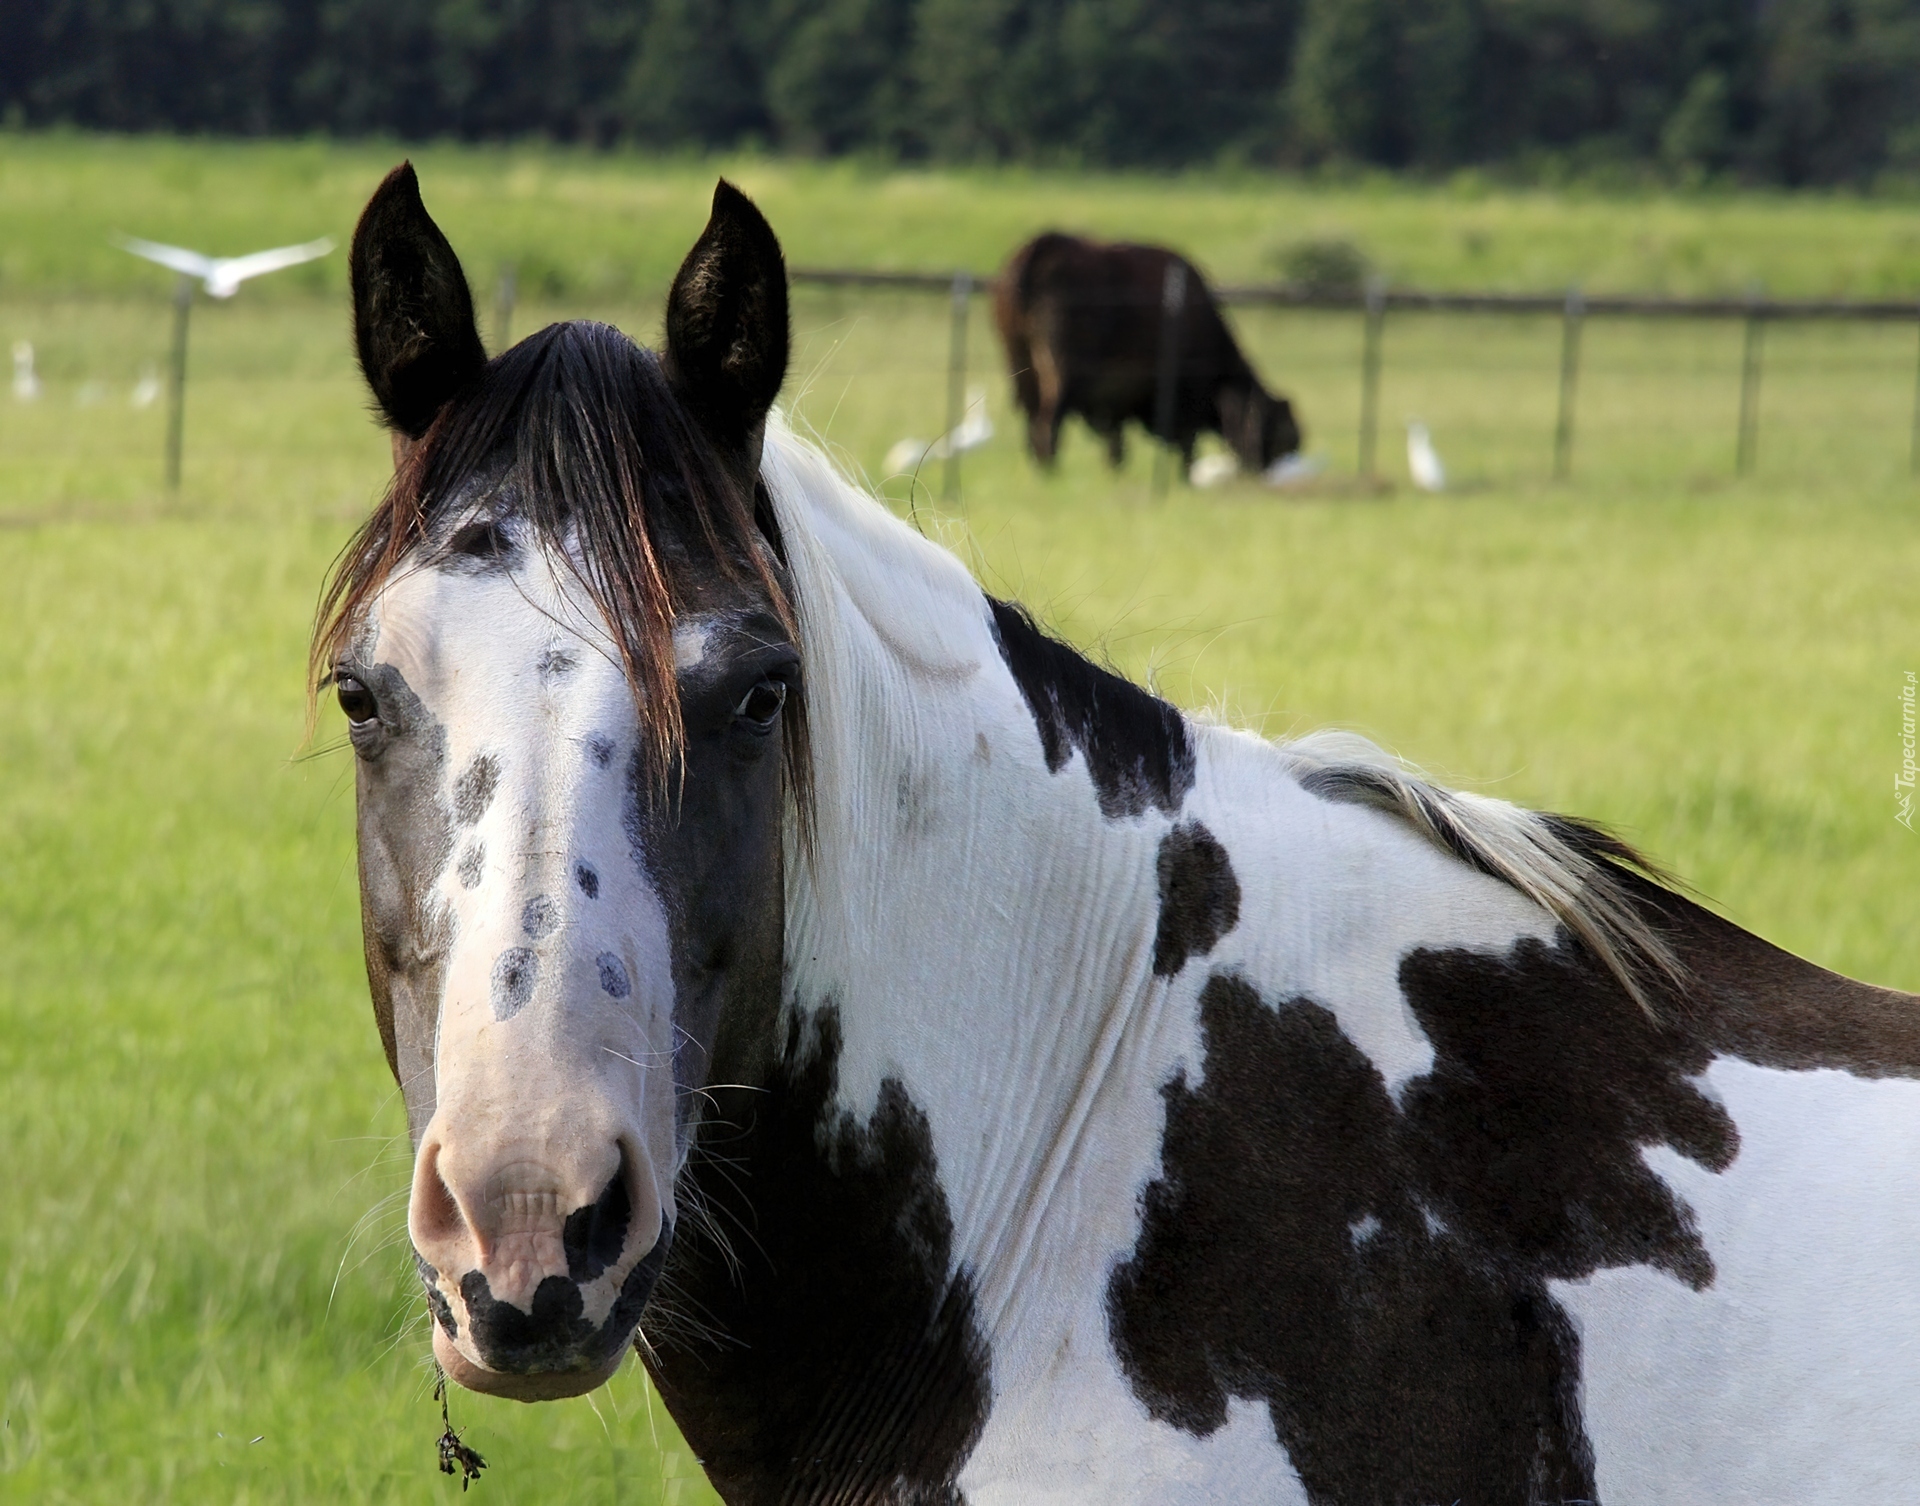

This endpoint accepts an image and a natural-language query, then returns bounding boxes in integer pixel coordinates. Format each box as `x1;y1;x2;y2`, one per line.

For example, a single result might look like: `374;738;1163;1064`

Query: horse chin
433;1324;627;1402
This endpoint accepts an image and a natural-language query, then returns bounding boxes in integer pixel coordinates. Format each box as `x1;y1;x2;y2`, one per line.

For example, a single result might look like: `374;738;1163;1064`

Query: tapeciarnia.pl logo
1899;671;1916;831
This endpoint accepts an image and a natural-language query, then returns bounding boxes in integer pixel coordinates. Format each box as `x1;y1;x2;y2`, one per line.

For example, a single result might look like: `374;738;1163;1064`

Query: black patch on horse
417;1254;459;1338
1399;935;1734;1288
457;1215;671;1373
647;1004;989;1506
562;1169;633;1284
1109;974;1596;1502
1153;821;1240;976
987;597;1193;820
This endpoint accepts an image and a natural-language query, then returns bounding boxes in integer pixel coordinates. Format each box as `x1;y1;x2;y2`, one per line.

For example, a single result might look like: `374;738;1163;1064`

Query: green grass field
5;137;1920;1502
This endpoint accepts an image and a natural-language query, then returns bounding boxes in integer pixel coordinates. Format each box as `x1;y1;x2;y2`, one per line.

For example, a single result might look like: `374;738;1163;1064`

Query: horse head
322;164;799;1400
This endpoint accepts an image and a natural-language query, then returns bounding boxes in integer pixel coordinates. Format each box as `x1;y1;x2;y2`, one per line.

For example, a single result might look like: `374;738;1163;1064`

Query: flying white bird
114;235;334;298
12;340;40;402
1406;419;1446;492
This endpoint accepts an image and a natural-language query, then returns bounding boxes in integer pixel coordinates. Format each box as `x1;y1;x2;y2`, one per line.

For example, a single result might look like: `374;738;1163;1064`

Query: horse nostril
562;1153;633;1284
413;1143;466;1251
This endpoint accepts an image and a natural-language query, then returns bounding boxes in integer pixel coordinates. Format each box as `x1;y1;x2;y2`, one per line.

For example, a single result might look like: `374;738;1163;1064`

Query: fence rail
790;266;1920;490
793;267;1920;321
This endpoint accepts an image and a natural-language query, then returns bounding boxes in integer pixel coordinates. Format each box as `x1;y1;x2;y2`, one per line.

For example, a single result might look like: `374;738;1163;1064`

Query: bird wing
115;236;217;279
211;238;336;289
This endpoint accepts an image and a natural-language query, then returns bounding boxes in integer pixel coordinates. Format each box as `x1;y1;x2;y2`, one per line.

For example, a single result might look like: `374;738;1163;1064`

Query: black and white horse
324;164;1920;1505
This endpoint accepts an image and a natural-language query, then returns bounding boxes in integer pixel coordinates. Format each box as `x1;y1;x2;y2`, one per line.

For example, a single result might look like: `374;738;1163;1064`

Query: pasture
3;138;1919;1502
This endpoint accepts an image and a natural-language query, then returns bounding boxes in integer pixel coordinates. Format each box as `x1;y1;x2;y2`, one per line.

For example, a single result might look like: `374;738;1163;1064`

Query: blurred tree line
4;0;1919;184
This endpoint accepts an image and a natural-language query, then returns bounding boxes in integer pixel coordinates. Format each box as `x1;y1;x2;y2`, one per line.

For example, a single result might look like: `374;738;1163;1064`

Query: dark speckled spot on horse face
453;754;500;825
587;736;615;769
597;953;631;999
538;647;578;678
491;947;538;1020
522;894;560;940
1152;821;1241;976
456;843;485;890
575;861;600;899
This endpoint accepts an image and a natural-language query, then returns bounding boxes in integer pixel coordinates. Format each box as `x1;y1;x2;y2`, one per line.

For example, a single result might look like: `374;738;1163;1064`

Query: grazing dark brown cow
995;232;1301;475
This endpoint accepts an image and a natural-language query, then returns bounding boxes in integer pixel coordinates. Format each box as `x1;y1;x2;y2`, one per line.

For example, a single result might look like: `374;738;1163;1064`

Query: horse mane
312;320;807;809
756;421;1684;1016
1274;730;1686;1015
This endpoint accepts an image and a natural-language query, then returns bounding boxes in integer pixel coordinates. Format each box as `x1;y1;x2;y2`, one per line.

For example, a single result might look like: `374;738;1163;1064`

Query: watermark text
1898;672;1916;829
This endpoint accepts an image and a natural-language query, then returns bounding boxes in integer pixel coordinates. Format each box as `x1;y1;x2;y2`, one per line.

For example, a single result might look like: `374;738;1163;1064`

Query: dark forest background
4;0;1919;184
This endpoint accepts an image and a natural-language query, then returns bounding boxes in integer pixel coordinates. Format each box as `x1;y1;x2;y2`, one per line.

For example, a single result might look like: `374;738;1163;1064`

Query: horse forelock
313;319;809;815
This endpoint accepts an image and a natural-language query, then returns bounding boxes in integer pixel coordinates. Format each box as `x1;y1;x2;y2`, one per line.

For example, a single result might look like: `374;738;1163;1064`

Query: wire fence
789;266;1920;498
9;268;1917;516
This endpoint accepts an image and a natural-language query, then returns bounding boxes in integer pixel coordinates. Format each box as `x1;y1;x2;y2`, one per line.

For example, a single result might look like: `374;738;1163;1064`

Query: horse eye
449;521;511;559
336;675;378;725
733;678;787;729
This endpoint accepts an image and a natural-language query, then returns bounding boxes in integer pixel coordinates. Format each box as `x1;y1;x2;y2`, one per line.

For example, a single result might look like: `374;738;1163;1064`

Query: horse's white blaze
366;549;677;1339
1556;1058;1920;1504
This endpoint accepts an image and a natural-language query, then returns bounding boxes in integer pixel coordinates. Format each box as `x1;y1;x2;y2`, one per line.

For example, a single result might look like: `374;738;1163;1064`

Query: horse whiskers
639;1283;742;1356
671;1184;748;1282
375;1298;436;1372
328;1187;414;1318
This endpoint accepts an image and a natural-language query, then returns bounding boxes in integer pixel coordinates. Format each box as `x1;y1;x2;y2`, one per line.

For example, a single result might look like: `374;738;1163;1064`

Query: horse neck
766;432;1185;1338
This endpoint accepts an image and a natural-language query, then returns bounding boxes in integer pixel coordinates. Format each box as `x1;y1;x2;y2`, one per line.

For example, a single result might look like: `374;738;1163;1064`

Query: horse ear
663;180;790;454
350;162;488;441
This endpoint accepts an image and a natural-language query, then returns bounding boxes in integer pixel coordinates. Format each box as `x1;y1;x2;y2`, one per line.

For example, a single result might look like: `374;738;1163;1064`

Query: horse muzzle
410;1135;671;1400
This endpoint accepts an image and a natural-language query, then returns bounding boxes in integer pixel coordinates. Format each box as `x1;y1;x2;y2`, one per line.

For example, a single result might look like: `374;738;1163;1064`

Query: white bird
1190;452;1239;488
131;364;161;409
884;386;996;477
12;340;40;402
884;436;933;475
1263;452;1324;487
1406;419;1446;492
946;385;994;455
114;234;334;298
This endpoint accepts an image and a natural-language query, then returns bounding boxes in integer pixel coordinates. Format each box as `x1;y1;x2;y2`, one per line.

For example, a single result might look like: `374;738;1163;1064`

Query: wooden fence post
1737;291;1765;477
1151;260;1188;498
1359;275;1385;482
164;272;192;495
1909;313;1920;477
494;265;517;355
943;271;971;503
1553;286;1583;481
